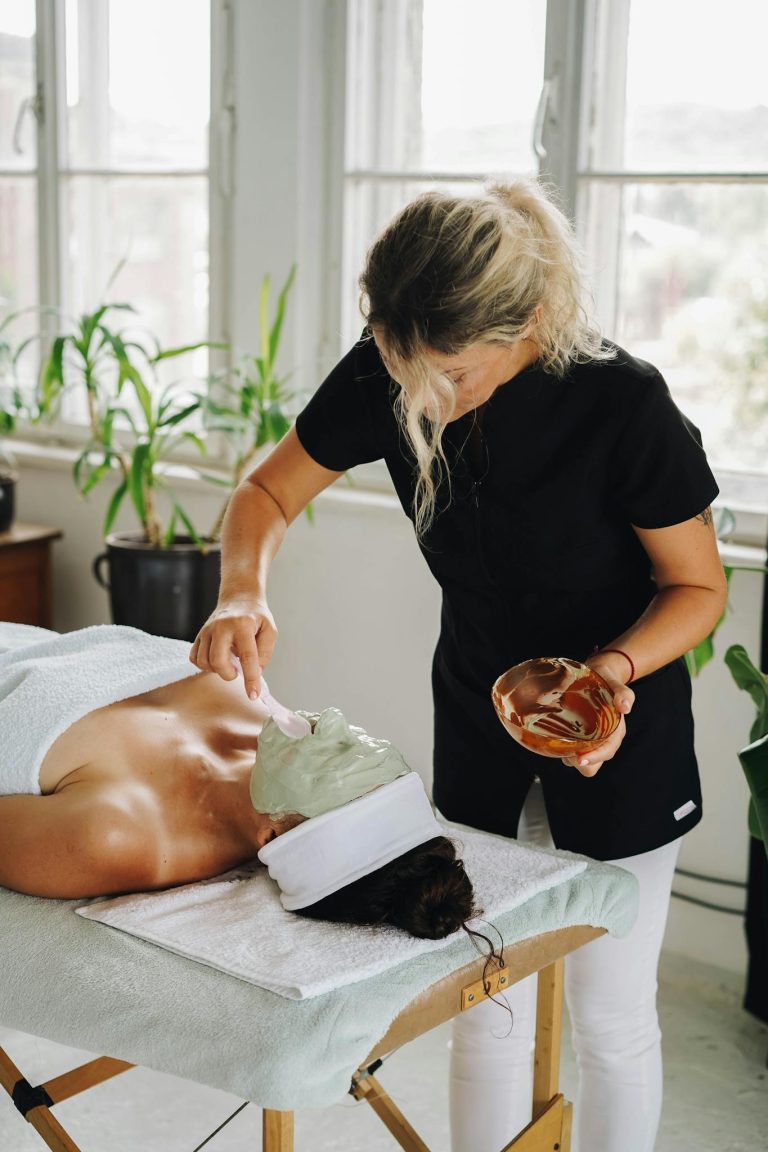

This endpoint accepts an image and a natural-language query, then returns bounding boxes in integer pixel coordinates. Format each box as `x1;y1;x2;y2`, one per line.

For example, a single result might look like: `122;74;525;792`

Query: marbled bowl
491;656;620;758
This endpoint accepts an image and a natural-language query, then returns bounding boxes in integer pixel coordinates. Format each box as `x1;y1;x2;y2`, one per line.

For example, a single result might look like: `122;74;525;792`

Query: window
0;0;216;416
342;0;768;497
0;0;38;349
342;0;546;349
579;0;768;477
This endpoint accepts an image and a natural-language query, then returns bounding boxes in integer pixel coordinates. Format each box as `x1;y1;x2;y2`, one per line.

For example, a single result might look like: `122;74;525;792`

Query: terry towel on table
77;829;589;999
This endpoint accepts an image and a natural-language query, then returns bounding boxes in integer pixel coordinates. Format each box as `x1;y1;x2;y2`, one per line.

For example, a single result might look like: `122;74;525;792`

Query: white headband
257;772;443;911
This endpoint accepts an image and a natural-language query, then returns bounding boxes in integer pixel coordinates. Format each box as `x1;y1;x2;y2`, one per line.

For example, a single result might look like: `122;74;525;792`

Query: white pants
449;780;681;1152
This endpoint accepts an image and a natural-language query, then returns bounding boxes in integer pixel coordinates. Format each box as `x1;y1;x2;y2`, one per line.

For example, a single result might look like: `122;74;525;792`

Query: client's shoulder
0;783;164;899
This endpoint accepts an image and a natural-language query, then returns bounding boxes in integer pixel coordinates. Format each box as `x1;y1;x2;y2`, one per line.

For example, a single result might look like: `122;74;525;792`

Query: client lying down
0;622;476;941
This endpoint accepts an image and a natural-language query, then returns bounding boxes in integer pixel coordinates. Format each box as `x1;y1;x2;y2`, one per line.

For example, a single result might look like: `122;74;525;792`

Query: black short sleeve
611;368;719;529
295;334;393;472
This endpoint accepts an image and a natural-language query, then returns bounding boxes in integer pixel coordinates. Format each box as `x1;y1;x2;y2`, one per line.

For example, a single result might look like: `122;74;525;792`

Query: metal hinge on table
461;964;510;1010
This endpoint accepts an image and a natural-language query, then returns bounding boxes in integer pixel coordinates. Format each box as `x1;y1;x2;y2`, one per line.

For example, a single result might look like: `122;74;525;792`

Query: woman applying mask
191;180;727;1152
0;624;476;944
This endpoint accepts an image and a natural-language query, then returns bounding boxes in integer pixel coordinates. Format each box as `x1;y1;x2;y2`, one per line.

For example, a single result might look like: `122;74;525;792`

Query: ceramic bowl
491;656;620;758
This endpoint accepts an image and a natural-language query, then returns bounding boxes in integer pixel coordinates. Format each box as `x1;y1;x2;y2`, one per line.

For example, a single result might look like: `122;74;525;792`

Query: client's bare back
0;673;291;899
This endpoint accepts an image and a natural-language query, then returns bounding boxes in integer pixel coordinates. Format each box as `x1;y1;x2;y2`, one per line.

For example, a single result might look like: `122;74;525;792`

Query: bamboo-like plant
2;264;299;547
37;303;215;548
201;265;300;539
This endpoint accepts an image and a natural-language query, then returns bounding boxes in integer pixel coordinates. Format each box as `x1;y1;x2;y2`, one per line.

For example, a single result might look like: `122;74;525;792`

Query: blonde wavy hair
359;179;613;536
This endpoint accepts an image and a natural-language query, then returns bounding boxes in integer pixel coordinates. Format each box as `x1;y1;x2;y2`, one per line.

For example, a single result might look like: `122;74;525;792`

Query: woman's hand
190;600;277;699
560;663;635;777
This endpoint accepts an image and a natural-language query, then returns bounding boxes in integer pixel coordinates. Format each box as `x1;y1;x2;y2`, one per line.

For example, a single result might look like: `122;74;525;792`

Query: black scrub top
295;333;720;860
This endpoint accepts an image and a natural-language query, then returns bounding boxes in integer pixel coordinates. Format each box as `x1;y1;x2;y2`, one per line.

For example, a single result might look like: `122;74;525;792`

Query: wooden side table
0;523;62;628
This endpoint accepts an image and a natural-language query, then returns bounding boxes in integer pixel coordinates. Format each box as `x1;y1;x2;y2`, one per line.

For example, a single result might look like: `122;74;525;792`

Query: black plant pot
92;532;221;642
0;474;16;533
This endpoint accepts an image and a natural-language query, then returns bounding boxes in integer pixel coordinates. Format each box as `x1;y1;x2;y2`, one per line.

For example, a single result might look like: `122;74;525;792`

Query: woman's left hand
560;667;635;777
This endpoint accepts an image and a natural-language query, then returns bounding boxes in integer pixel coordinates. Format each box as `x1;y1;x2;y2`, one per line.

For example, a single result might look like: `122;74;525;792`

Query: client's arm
0;790;159;899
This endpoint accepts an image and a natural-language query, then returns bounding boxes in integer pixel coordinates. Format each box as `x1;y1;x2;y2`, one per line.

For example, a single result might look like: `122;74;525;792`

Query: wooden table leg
0;1046;84;1152
263;1108;294;1152
500;1094;568;1152
42;1057;134;1104
532;958;564;1118
351;1073;431;1152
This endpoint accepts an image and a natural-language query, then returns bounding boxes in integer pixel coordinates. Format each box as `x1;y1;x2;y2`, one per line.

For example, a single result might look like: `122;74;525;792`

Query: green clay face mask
250;707;410;818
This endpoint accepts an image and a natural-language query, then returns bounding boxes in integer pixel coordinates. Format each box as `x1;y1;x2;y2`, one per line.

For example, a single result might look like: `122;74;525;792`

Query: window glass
420;0;545;174
612;182;768;472
343;0;545;348
65;0;210;170
0;1;36;171
0;2;38;323
60;0;210;403
582;0;768;478
624;0;768;171
66;175;209;368
0;178;37;314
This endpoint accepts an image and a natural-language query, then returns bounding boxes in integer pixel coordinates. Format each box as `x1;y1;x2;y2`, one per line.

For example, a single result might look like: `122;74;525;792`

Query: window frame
2;0;228;459
335;0;768;536
5;0;766;544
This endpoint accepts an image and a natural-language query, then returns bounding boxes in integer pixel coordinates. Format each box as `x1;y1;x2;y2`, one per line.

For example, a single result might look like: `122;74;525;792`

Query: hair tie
596;648;635;684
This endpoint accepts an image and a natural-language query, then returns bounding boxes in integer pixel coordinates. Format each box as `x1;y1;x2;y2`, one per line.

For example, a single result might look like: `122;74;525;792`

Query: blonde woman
191;181;727;1152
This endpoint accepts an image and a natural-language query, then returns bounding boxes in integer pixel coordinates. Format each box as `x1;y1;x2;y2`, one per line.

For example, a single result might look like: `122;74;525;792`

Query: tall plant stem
143;483;162;548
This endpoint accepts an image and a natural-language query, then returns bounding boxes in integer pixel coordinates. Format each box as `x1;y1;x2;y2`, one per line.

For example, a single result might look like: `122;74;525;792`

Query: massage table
0;854;635;1152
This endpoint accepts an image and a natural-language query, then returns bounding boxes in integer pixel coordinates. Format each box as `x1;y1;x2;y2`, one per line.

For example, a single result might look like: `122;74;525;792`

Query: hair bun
393;853;475;939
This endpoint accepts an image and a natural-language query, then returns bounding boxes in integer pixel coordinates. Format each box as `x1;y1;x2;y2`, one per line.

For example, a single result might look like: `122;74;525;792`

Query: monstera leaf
725;644;768;850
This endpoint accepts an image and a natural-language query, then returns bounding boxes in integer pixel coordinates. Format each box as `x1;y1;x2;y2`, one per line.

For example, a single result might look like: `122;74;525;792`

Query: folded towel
0;623;197;795
76;827;587;999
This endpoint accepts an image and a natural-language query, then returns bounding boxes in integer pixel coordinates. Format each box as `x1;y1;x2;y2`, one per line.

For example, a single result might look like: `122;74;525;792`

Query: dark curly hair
295;835;507;1001
294;835;475;940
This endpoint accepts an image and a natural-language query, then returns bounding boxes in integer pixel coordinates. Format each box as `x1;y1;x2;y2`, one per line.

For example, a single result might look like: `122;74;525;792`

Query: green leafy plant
0;311;29;438
201;266;303;539
724;643;768;848
37;302;215;548
1;266;299;548
0;313;28;484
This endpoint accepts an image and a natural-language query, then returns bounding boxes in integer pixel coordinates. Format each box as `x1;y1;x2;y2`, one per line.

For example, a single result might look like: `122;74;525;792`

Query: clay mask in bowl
491;656;620;758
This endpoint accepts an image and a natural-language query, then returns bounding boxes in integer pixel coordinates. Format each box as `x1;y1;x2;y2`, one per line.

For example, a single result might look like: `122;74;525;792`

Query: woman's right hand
189;600;277;699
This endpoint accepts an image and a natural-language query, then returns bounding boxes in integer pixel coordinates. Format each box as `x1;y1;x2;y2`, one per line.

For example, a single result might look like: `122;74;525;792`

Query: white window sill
7;438;404;517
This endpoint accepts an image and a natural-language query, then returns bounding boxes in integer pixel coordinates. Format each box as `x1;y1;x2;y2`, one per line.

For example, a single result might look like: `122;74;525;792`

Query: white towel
0;623;198;795
77;827;587;1000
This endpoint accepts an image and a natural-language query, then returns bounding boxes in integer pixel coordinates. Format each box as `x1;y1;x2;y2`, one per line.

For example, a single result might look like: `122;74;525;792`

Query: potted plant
0;407;19;535
0;437;19;535
3;267;299;639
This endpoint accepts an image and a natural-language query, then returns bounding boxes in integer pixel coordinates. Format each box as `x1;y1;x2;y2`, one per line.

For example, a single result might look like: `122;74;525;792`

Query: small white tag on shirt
674;800;697;821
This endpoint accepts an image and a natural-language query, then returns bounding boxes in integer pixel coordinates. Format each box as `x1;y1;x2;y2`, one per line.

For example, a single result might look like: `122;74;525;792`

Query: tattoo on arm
696;507;714;528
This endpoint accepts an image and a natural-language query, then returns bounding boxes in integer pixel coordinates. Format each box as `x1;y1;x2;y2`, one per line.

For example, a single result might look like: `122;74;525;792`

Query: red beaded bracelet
595;648;635;684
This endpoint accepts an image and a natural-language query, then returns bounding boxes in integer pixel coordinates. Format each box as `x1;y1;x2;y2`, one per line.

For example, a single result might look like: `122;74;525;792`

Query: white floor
1;952;766;1152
